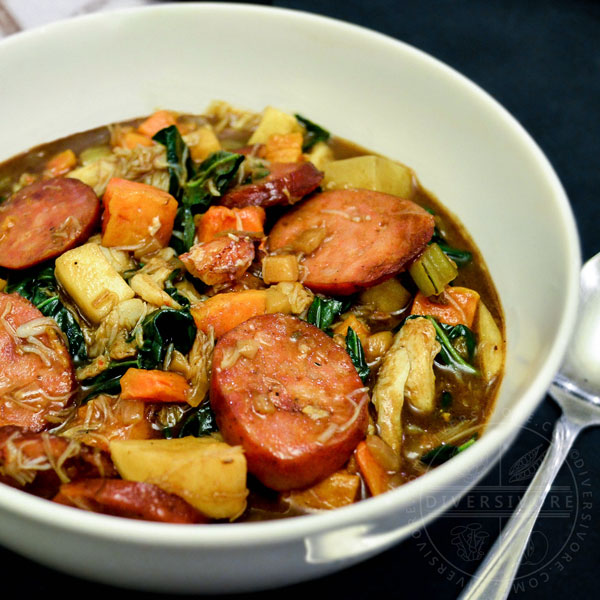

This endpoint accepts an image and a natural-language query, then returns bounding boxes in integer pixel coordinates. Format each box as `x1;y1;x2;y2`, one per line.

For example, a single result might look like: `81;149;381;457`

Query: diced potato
262;254;299;284
265;282;314;315
186;125;222;162
474;301;504;382
285;471;360;511
248;106;303;144
359;278;411;314
67;157;117;195
55;243;134;324
305;141;334;171
363;331;394;363
323;155;414;198
109;437;248;520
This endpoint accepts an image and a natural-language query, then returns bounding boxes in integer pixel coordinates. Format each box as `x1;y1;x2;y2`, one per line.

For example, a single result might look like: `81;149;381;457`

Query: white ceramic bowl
0;2;580;593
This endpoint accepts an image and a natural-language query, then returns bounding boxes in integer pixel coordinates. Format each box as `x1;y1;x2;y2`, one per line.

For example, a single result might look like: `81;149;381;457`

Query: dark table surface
1;1;598;598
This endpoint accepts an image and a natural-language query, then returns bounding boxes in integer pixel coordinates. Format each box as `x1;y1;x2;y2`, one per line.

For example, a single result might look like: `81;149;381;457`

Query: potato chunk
323;155;414;198
248;106;302;144
55;243;134;324
109;436;248;521
475;301;504;382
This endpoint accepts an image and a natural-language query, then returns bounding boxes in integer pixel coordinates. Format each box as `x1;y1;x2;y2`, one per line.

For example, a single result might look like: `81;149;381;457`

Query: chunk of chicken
371;316;440;455
400;317;440;414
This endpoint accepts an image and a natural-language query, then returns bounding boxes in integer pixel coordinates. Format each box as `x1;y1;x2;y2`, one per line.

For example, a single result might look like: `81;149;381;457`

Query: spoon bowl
459;251;600;600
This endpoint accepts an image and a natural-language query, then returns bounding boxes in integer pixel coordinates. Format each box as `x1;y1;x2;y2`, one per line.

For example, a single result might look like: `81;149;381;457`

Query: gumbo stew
0;102;504;523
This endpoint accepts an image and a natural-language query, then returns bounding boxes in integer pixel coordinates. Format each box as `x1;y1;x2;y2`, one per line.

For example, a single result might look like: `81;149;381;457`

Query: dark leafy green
306;296;348;334
177;402;219;438
425;208;473;267
152;125;192;200
80;358;139;402
164;269;190;307
345;326;370;383
295;114;330;151
440;390;453;410
6;265;87;365
407;315;478;375
137;307;197;370
421;435;477;466
153;126;244;253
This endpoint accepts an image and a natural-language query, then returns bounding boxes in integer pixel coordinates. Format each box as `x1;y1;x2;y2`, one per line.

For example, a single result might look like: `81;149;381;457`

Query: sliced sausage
59;395;158;453
267;188;435;295
0;177;100;270
221;161;323;209
0;426;117;497
53;479;207;523
0;293;75;432
210;313;369;491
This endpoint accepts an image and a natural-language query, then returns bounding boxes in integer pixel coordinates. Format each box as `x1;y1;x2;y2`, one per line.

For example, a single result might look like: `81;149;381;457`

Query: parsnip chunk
248;106;302;144
109;436;248;521
475;301;504;382
323;155;414;198
55;243;134;324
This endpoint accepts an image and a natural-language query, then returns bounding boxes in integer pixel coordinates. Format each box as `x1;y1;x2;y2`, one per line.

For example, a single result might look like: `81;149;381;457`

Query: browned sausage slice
0;293;75;431
0;177;100;270
53;479;207;523
210;313;368;491
0;426;117;497
220;161;323;209
267;188;435;295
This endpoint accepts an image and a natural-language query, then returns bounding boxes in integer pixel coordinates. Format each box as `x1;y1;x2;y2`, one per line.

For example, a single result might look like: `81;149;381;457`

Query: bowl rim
0;1;582;547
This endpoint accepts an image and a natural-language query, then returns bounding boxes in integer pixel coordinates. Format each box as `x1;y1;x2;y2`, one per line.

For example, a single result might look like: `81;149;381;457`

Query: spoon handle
457;414;580;600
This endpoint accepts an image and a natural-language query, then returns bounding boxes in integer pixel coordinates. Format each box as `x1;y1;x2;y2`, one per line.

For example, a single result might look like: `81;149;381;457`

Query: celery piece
409;242;458;296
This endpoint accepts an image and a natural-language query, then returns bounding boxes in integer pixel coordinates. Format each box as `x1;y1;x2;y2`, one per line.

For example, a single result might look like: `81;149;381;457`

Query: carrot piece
196;205;266;243
43;149;77;177
355;440;391;496
137;110;178;138
190;290;268;338
101;178;178;248
120;368;191;403
264;133;304;163
286;471;361;510
121;131;154;149
410;286;480;327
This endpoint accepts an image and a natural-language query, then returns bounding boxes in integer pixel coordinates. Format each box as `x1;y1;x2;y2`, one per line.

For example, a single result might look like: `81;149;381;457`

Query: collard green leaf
80;358;140;402
345;326;370;383
421;435;477;466
154;125;244;252
184;150;244;212
306;297;347;334
6;265;87;365
152;125;191;200
137;307;197;370
177;402;219;438
406;315;478;375
295;114;330;151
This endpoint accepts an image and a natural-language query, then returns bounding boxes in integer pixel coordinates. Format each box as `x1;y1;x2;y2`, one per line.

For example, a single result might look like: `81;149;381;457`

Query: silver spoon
458;251;600;600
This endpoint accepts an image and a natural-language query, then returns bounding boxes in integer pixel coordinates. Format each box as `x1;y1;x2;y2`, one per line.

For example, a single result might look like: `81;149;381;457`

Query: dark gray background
1;1;598;598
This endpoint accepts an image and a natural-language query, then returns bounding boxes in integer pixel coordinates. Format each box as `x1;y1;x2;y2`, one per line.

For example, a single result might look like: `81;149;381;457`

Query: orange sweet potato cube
101;178;178;248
